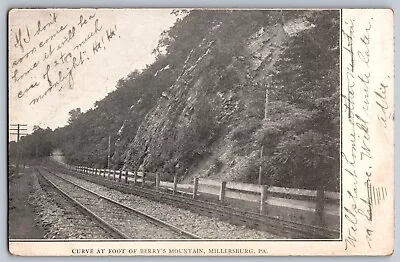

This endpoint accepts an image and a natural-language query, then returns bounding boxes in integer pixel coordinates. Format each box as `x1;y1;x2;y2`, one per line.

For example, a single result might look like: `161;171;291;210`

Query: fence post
125;170;129;184
134;171;138;184
142;172;146;187
113;167;117;181
155;173;161;191
260;185;268;214
193;177;199;199
315;185;326;226
118;169;122;182
173;175;178;195
219;181;227;203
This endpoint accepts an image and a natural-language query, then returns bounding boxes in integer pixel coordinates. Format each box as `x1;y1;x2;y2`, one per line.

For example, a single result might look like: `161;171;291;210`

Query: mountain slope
19;10;340;191
118;10;339;190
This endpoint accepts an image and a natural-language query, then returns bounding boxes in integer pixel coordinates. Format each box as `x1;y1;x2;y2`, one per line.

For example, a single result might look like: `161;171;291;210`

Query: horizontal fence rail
55;162;340;238
64;163;340;219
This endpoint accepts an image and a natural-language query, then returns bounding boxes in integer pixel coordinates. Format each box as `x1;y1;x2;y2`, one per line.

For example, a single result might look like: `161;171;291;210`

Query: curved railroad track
36;171;120;239
44;165;339;239
37;168;200;240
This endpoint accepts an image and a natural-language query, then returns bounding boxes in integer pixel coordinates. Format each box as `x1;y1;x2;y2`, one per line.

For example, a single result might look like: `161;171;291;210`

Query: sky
8;9;179;138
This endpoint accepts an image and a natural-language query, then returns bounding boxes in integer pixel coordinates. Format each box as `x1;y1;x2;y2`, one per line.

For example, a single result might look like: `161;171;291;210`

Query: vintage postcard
8;8;394;256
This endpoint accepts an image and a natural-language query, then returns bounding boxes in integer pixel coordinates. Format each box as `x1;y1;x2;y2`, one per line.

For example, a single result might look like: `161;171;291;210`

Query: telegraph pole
107;135;111;173
258;89;269;185
9;124;28;175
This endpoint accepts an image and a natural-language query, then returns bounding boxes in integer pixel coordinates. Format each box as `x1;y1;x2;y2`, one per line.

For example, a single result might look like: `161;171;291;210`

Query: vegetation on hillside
10;10;340;191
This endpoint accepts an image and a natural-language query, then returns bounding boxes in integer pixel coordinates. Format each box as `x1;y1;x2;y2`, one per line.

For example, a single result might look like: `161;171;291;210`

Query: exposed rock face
47;10;339;191
117;10;339;190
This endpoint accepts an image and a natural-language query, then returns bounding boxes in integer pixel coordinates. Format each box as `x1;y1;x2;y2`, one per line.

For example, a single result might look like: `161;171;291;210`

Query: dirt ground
8;166;45;239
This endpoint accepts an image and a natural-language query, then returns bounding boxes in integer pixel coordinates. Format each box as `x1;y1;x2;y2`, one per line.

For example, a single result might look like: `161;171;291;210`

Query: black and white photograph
7;8;393;256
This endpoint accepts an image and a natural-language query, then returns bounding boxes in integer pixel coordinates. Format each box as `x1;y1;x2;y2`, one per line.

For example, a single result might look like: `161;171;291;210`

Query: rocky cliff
114;10;339;190
34;10;339;191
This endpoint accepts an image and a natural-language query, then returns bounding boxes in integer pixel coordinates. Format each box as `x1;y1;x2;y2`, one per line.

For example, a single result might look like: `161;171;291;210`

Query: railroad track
36;171;118;239
37;168;200;240
45;166;340;239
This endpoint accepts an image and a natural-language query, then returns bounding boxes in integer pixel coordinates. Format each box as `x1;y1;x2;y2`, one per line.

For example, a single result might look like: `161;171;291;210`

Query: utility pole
258;88;269;185
107;135;111;174
9;124;28;176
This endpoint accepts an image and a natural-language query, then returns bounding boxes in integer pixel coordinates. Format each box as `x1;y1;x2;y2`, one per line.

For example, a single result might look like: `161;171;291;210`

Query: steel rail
36;168;130;239
45;166;339;239
42;169;201;240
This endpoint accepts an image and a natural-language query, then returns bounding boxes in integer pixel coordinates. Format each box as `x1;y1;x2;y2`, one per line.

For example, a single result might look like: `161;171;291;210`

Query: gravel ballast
56;171;281;239
30;172;113;239
43;173;189;239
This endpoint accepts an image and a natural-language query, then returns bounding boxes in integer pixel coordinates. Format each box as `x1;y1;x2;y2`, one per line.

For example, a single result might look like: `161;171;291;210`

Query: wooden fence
64;164;340;228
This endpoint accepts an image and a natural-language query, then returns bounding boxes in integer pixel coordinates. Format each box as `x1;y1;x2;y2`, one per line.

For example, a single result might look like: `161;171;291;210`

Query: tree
261;10;340;191
68;108;82;124
18;127;54;159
